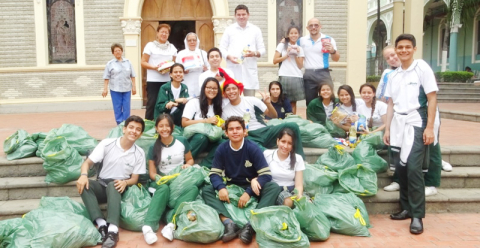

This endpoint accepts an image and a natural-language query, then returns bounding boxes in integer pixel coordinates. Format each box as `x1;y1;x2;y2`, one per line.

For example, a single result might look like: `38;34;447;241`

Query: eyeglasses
308;24;320;28
206;87;218;91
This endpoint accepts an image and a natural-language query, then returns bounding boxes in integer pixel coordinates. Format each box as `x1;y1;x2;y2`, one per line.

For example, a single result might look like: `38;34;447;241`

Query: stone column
391;0;404;43
448;24;462;71
120;18;143;106
212;17;233;67
346;0;367;92
404;0;424;59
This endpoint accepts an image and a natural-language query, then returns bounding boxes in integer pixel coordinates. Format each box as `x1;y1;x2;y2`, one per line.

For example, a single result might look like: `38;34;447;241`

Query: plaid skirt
276;186;310;205
279;76;305;101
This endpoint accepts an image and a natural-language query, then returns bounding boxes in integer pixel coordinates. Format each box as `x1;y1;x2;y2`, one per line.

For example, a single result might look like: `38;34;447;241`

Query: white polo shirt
264;149;305;187
222;96;267;131
147;136;191;175
89;138;146;180
276;42;305;78
182;98;214;120
143;42;178;82
298;33;337;69
357;101;388;127
385;59;439;114
198;68;235;91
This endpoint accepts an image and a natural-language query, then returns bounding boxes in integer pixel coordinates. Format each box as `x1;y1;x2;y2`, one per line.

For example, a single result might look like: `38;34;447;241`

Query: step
438;88;480;94
0;176;82;201
440;110;480;123
437;98;480;103
437;93;480;98
376;167;480;189
437;82;478;87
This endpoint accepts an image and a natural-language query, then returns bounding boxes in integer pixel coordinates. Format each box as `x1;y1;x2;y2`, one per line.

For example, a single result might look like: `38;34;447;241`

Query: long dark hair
199;77;222;118
152;114;174;169
317;82;335;103
283;26;300;50
277;128;297;170
359;83;377;128
169;63;185;82
337;85;356;112
268;81;285;105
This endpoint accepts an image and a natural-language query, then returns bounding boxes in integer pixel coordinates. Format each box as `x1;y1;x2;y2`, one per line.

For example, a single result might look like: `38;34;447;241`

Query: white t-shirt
339;99;365;115
143;42;178;82
170;84;181;113
298;33;337;69
89;138;146;180
198;68;235;91
324;101;335;118
222;96;267;131
182;98;214;120
264;149;305;187
147;136;190;175
357;101;388;127
385;59;439;114
176;49;209;97
276;42;305;78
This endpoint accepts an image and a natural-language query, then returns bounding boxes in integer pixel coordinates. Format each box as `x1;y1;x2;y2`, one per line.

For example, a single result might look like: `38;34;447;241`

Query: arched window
437;18;450;66
473;9;480;62
47;0;77;64
276;0;303;43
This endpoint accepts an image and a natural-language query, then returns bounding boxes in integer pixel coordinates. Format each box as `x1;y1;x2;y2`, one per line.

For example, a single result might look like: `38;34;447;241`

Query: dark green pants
144;183;199;231
189;133;223;163
248;122;305;158
199;139;227;168
201;182;282;222
81;180;122;226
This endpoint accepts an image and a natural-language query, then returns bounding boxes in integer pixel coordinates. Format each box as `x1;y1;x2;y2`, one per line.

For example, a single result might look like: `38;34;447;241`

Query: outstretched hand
259;88;271;105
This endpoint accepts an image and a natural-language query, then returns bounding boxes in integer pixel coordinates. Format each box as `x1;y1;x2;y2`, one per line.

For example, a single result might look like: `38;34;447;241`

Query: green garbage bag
250;206;310;248
31;132;48;147
120;184;152;232
292;197;330;241
173;201;224;243
0;218;30;248
183;123;223;142
41;136;84;184
168;165;207;208
325;120;346;138
50;124;98;155
338;164;378;196
266;118;284;126
313;193;370;237
300;123;337;148
304;163;338;197
352;142;388;173
283;115;311;127
22;208;101;247
359;131;385;149
3;130;37;161
217;184;258;228
332;180;349;193
38;196;90;219
316;145;356;172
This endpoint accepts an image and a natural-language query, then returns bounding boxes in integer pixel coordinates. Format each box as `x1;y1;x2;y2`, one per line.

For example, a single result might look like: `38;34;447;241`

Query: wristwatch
330;49;337;55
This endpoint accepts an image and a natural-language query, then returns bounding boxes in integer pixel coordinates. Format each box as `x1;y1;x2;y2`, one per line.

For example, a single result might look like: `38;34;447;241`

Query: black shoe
238;223;255;244
98;225;108;244
221;222;241;243
410;218;424;234
390;210;410;220
102;232;119;248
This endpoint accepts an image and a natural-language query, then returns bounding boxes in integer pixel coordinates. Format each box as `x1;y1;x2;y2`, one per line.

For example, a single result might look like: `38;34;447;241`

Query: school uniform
356;100;387;128
154;82;189;126
265;98;293;120
81;138;146;227
306;98;339;126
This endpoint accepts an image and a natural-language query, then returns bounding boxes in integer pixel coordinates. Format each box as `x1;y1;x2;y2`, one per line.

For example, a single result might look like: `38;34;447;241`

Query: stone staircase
437;82;480;103
1;146;479;220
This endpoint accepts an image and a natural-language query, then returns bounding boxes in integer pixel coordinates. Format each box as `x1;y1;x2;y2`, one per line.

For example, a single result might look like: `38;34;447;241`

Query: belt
305;68;330;72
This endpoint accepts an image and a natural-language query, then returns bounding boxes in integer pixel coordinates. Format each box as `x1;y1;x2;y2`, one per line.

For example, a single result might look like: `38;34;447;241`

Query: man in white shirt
298;18;340;105
198;47;235;90
383;34;438;235
219;4;265;96
76;115;146;248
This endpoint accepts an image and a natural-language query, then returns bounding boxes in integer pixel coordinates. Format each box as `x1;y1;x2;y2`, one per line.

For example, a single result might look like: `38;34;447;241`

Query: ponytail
369;97;376;128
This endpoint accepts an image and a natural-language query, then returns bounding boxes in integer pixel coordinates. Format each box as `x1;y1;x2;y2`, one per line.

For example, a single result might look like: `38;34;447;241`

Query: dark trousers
145;81;167;120
201;182;281;222
303;69;333;106
81;180;122;226
248;122;305;158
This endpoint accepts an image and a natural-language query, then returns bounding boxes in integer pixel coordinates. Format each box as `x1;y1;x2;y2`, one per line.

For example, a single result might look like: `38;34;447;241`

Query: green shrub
366;75;381;82
434;71;474;82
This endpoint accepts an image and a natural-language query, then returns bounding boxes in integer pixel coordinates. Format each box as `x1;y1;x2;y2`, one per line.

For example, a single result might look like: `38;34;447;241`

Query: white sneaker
142;226;158;245
383;182;400;192
161;223;175;241
425;186;438;197
442;160;453;172
389;164;395;171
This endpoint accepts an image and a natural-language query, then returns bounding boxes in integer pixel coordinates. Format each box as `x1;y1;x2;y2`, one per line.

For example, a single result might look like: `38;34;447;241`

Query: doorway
159;21;195;51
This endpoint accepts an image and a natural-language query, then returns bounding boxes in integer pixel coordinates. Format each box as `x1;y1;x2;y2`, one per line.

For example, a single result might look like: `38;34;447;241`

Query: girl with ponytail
357;84;387;133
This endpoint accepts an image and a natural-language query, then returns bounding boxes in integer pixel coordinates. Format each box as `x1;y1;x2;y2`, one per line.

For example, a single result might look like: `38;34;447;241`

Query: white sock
108;224;119;233
142;225;153;234
95;218;107;227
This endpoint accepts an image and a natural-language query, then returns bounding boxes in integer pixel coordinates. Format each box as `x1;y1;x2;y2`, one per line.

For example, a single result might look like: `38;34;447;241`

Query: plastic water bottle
243;109;250;130
349;123;357;147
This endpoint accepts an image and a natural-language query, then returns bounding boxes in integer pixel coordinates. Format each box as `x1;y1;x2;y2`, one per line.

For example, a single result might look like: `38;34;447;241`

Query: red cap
218;67;244;95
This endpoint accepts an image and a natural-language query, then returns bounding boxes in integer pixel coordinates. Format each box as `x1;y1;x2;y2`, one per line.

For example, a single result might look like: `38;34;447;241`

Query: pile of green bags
250;206;310;248
168;165;208;209
359;131;385;149
352;142;388;173
3;130;37;160
41;136;84;184
313;193;371;237
37;124;98;156
217;185;258;228
303;163;338;196
316;145;355;171
299;123;337;148
173;201;224;243
183;123;223;142
292;197;331;241
338;164;378;196
325;120;346;138
120;184;152;231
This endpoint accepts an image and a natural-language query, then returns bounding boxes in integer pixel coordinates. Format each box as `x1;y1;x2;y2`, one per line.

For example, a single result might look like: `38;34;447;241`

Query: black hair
359;83;377;128
200;77;222;118
225;116;245;130
124;115;145;132
277;128;297;170
234;4;249;14
317;82;335;103
268;81;285;105
169;63;185;73
337;85;356;112
283;26;300;51
207;47;222;58
395;33;416;48
152;114;174;169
